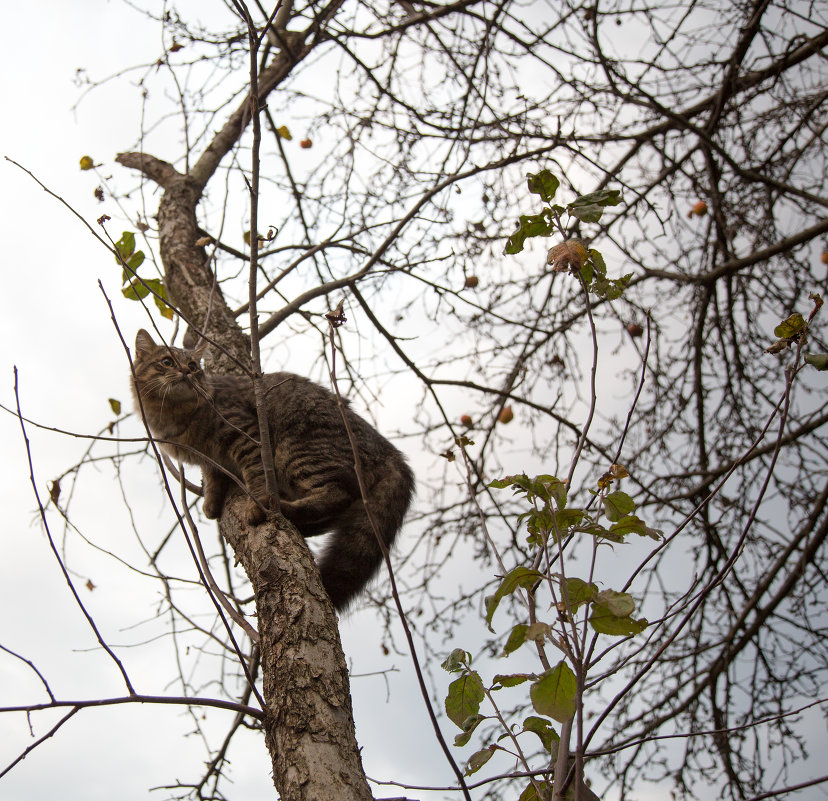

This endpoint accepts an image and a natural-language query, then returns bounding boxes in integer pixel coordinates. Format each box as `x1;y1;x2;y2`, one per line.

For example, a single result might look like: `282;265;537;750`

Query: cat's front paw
245;499;266;526
202;496;223;519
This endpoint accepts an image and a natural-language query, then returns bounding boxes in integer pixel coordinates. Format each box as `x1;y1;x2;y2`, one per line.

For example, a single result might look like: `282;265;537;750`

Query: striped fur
131;329;414;611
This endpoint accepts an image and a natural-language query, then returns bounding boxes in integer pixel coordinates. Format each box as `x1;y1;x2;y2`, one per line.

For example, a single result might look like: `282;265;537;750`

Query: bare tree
3;0;826;800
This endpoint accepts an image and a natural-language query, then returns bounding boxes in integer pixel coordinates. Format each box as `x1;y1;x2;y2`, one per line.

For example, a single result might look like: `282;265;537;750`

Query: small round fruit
464;275;479;288
820;251;828;265
626;322;644;338
299;138;312;149
689;200;708;218
460;414;473;427
497;406;514;424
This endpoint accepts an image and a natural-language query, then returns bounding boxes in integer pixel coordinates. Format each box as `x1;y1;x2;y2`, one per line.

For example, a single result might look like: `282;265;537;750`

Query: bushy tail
318;460;414;611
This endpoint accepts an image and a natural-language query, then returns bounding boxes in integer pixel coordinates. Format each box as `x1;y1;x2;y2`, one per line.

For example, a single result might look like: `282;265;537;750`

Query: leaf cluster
504;170;621;253
504;170;630;301
442;469;660;794
114;231;173;320
765;294;826;369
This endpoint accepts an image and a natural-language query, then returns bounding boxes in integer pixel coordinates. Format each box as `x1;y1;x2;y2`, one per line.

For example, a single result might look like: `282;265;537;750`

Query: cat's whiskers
158;382;172;419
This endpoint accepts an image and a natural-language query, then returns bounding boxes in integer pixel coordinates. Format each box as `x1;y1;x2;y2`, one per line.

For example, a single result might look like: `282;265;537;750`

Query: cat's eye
161;357;174;367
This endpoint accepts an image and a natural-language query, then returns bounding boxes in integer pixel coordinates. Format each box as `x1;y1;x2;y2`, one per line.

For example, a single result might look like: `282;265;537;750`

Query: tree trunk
222;495;374;801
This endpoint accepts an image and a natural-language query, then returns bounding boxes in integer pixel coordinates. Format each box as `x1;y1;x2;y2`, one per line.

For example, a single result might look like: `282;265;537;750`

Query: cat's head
132;329;207;403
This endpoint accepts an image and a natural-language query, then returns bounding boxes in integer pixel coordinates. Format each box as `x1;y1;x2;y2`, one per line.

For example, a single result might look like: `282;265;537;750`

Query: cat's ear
135;329;156;355
182;326;208;362
193;339;209;363
182;327;199;350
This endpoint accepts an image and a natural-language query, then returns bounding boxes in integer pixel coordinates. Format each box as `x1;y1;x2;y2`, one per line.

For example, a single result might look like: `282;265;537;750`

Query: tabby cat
131;328;414;611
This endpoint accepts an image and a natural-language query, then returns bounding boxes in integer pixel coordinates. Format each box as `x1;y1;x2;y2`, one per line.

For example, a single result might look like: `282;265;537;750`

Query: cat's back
205;371;338;431
262;372;399;461
204;372;254;404
208;370;402;464
263;371;346;430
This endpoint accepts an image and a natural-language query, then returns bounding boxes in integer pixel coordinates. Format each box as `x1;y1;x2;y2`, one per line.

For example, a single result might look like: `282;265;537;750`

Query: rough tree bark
221;496;374;801
114;7;375;798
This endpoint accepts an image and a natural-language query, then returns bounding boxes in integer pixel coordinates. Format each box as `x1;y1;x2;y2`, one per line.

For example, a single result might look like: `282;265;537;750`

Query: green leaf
108;398;121;415
610;514;662;540
594;589;635;617
530;661;576;723
525;507;555;540
485;567;543;629
518;780;549;801
503;624;528;655
804;352;828;370
604;490;635;522
563;577;598;610
492;673;531;689
114;231;136;262
125;250;145;274
568;203;606;223
574;520;625;542
464;745;496;776
569;189;622;208
774;313;806;338
488;474;567;508
536;475;568;508
150;280;174;319
504;212;556;255
149;277;166;294
441;649;470;673
445;672;485;728
453;729;473;747
523;716;559;753
589;248;607;274
453;713;485;746
487;476;515;490
122;279;150;301
614;274;634;298
554;508;585;529
504;234;524;255
145;278;165;296
526;170;559;203
533;478;561;504
589;593;647;636
590;271;632;301
589;610;648;637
